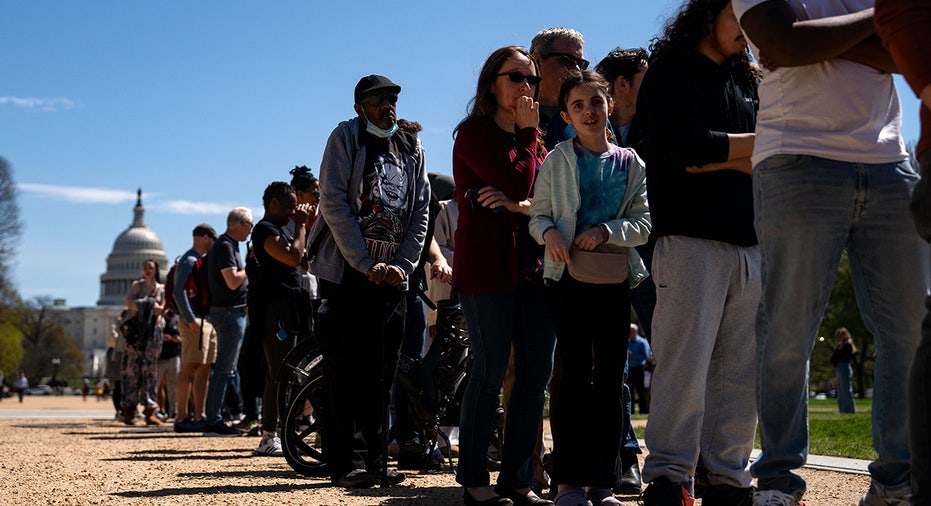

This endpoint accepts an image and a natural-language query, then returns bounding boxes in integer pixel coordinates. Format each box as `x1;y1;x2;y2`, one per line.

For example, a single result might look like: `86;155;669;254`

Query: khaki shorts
179;317;217;365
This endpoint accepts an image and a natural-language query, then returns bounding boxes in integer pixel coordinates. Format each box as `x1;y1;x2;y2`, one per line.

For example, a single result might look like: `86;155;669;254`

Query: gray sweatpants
642;235;760;488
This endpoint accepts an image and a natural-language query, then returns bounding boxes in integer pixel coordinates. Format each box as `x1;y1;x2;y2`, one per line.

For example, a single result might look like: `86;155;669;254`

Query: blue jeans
205;306;247;426
835;364;855;414
457;291;555;488
751;155;928;498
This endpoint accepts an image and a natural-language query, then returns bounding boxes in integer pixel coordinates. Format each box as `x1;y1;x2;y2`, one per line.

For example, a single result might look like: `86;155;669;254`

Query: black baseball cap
192;223;217;240
354;75;401;104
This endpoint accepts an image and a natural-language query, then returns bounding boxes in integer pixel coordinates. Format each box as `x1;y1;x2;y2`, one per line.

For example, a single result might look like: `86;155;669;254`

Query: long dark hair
650;0;758;84
454;46;538;137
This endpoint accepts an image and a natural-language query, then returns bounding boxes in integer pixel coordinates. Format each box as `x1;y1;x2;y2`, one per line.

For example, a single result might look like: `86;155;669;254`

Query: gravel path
0;396;870;505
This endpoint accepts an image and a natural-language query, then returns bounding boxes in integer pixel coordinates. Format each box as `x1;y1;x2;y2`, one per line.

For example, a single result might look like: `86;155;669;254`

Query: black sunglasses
359;92;398;106
546;52;590;70
496;71;542;87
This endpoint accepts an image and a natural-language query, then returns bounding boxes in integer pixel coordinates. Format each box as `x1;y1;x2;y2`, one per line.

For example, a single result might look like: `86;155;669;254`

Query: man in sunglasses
308;74;430;489
530;27;587;151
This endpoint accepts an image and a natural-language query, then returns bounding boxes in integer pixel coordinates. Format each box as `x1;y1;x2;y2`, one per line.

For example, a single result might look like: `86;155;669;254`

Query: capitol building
50;190;169;377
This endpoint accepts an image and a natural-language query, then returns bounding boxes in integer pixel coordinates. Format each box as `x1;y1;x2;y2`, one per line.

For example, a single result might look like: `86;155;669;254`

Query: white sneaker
254;431;283;456
754;489;804;506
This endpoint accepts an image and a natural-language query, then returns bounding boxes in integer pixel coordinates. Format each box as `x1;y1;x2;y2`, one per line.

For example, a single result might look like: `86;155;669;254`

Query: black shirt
252;219;301;296
638;51;759;247
208;233;247;307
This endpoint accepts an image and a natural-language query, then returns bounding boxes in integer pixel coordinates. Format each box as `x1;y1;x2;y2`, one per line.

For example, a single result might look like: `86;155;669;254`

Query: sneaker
233;418;258;432
173;416;206;433
754;489;806;506
203;422;243;437
246;424;262;437
858;485;910;506
335;468;376;488
254;431;283;456
643;477;695;506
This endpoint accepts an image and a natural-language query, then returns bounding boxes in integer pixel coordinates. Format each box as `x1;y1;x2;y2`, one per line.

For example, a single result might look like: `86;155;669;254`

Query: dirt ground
0;396;869;505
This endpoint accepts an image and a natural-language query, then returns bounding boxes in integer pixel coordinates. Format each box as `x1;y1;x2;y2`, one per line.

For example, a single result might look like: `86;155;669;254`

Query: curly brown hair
650;0;758;84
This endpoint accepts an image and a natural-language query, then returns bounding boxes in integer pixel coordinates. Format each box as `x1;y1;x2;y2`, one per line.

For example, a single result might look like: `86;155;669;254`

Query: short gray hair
530;27;584;57
227;206;253;227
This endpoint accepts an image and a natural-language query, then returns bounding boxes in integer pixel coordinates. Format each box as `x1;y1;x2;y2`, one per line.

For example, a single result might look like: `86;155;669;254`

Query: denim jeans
458;291;555;489
205;306;247;426
751;155;929;498
835;364;855;414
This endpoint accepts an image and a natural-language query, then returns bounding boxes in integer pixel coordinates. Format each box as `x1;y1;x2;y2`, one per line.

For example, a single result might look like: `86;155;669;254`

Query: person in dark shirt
830;327;858;414
252;182;310;456
202;207;253;436
637;2;761;505
308;74;429;489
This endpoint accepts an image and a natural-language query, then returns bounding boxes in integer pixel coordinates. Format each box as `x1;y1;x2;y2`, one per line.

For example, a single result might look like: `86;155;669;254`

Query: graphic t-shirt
357;136;412;263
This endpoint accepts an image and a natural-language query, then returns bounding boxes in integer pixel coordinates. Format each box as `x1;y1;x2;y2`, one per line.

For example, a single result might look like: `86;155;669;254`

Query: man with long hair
636;1;760;505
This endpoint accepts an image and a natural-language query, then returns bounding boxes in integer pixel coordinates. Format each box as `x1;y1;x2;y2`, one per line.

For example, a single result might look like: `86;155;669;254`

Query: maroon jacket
452;116;542;294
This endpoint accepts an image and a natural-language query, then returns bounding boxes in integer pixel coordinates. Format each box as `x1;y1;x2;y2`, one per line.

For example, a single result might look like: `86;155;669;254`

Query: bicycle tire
275;336;320;422
281;363;328;477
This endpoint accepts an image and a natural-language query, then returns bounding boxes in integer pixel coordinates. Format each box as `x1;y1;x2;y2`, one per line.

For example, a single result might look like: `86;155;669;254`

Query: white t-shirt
733;0;906;166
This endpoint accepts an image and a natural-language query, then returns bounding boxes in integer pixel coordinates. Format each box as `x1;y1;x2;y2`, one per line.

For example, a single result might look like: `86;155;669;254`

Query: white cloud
152;200;230;215
0;96;74;112
18;183;138;204
18;183;232;215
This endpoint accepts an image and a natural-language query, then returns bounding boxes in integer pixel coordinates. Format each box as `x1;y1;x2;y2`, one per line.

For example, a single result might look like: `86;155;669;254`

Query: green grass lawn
632;398;876;460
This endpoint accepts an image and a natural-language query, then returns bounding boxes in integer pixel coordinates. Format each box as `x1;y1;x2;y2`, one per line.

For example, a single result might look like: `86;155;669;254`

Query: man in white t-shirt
732;1;930;505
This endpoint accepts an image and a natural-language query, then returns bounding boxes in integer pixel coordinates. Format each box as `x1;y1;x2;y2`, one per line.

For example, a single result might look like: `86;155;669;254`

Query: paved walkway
0;396;871;476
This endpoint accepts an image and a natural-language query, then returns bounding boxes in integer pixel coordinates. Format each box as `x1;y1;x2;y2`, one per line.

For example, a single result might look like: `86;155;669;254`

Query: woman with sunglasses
452;46;553;506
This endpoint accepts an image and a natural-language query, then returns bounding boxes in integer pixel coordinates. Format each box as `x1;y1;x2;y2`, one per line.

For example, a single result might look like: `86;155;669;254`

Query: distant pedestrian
830;328;857;414
14;372;28;403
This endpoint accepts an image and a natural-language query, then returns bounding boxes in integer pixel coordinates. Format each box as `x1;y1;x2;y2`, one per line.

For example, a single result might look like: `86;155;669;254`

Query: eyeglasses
546;52;590;70
358;93;398;107
496;71;542;87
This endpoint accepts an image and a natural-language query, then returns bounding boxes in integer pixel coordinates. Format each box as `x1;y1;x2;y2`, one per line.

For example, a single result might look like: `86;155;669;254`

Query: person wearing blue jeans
750;156;928;502
735;2;930;504
830;327;857;414
203;207;253;436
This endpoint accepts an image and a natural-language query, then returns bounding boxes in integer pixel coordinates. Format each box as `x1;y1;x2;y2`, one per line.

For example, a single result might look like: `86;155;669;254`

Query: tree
0;158;22;287
18;297;87;384
816;254;874;396
0;318;23;378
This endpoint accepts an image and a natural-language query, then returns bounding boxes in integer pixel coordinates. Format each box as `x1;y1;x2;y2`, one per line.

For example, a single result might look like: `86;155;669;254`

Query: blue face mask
365;118;398;138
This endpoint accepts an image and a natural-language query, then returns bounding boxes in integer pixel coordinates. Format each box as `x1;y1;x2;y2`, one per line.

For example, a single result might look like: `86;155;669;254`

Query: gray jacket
308;117;430;285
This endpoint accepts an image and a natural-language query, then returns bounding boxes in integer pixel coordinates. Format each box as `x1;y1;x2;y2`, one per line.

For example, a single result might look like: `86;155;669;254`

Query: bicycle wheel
281;363;328;477
275;336;320;422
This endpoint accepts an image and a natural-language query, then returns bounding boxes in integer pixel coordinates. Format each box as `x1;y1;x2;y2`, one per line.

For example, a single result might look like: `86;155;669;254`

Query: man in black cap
308;74;430;488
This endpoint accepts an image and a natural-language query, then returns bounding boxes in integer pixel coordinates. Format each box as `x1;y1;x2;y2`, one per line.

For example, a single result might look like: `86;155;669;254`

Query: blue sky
3;1;922;307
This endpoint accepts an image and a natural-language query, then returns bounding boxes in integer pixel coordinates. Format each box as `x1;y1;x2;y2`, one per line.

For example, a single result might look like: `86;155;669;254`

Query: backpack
164;254;211;317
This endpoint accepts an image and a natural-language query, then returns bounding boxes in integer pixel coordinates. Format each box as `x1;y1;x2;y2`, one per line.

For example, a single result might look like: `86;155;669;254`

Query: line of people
112;2;931;505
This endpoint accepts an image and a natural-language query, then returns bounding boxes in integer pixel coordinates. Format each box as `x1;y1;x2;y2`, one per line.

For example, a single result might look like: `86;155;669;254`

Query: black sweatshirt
637;51;759;247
